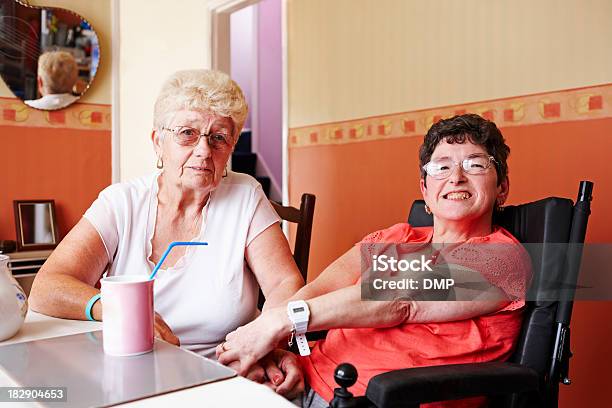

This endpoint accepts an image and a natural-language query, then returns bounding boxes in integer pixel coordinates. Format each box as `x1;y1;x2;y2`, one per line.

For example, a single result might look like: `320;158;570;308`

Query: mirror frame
0;0;101;110
13;199;59;251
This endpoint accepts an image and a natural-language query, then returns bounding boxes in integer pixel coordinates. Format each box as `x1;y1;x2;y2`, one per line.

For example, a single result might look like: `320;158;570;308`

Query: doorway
210;0;285;203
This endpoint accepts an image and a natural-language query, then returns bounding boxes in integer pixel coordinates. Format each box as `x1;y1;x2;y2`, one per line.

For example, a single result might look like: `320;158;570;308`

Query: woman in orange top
218;113;532;407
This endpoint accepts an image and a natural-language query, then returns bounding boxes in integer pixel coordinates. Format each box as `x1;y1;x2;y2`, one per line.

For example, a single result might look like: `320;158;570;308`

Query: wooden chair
270;193;316;282
257;193;316;309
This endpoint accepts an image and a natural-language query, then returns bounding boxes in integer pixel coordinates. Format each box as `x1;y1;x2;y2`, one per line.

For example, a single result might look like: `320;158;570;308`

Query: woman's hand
260;350;304;400
230;350;304;400
216;307;290;374
229;361;267;383
154;312;180;346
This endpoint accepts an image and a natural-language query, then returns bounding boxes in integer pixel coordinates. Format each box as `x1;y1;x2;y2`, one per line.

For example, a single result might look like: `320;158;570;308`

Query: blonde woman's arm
246;224;304;309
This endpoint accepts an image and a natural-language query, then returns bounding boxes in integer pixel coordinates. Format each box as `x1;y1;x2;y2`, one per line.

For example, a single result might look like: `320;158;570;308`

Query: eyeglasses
422;154;497;180
162;126;233;150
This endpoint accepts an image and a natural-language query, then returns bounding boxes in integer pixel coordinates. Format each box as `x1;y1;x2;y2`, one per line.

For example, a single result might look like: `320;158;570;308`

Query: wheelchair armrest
366;361;539;407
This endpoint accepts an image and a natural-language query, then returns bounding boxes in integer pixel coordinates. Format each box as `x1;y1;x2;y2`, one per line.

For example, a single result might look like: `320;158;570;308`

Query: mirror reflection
0;0;100;110
18;202;56;246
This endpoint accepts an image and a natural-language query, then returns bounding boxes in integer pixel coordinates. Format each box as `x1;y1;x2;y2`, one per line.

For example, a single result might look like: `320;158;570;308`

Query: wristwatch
286;300;310;356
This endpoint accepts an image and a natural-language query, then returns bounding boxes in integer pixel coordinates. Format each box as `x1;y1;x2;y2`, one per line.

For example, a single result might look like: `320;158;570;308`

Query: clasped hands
215;307;304;399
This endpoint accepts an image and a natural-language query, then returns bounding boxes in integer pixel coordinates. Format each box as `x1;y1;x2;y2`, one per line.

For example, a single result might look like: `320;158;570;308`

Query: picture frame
13;200;59;251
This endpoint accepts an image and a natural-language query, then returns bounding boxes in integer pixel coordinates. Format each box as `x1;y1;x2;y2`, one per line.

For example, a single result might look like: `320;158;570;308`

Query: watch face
292;307;305;313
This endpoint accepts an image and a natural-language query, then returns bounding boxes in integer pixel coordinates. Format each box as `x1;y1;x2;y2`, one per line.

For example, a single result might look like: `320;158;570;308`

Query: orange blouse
300;224;532;407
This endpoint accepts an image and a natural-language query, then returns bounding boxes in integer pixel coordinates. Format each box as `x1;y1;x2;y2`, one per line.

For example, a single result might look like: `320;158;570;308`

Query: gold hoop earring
222;167;228;178
156;156;163;169
424;204;432;215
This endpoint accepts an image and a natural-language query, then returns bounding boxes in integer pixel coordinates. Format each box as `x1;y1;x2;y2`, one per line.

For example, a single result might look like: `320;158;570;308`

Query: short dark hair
418;113;510;185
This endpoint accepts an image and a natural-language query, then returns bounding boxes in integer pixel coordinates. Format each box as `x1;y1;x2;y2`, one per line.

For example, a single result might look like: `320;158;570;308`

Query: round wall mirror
0;0;100;110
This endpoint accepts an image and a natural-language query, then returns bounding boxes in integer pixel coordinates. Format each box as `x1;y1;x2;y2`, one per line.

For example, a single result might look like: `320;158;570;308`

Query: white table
0;312;296;407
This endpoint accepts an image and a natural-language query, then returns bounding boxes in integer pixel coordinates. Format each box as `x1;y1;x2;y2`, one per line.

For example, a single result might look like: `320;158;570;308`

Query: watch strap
295;333;310;356
294;320;308;335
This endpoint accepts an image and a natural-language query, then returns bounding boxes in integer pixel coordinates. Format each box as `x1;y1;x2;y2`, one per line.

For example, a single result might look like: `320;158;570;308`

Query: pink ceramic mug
100;276;154;356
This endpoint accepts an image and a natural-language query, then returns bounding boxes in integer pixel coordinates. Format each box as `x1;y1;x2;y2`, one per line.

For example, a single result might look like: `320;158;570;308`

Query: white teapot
0;254;28;341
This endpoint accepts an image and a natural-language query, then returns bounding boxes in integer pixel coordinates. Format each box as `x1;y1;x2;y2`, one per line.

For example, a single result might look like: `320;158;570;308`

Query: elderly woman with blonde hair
25;50;79;110
30;69;305;397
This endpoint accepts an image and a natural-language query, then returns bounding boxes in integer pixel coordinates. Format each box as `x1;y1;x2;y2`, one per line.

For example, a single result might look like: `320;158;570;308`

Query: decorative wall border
289;83;612;149
0;97;111;131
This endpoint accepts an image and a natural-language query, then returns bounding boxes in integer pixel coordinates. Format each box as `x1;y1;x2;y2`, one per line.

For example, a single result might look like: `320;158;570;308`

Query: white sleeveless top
84;171;280;358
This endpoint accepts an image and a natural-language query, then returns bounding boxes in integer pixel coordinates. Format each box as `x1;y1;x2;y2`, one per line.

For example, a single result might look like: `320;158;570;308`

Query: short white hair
153;70;248;139
38;51;78;94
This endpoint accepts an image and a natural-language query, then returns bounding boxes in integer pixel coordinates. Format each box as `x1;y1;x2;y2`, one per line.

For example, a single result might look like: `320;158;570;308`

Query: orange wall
289;93;611;405
0;104;111;241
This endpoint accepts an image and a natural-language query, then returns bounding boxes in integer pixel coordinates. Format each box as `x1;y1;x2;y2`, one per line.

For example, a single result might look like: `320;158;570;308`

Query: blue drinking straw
149;241;208;280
